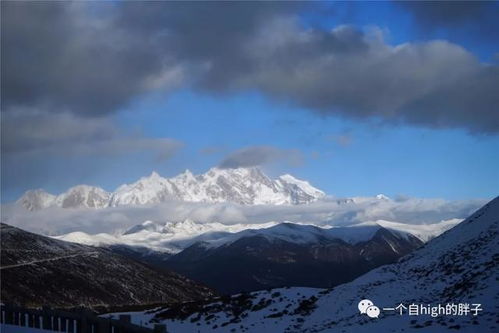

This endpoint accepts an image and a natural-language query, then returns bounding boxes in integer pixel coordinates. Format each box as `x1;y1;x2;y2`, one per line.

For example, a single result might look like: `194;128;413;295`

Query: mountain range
0;223;214;308
54;218;459;254
164;223;424;294
53;216;461;294
56;219;441;294
17;167;325;210
104;196;499;332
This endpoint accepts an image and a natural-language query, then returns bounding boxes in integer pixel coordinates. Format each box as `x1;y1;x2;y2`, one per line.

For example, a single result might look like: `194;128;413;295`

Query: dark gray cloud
1;110;182;158
1;1;300;116
219;146;303;169
2;1;498;133
1;1;183;116
221;21;498;133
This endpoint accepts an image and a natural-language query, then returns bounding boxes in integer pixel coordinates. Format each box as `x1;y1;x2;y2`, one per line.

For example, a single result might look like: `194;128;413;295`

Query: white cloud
1;196;487;236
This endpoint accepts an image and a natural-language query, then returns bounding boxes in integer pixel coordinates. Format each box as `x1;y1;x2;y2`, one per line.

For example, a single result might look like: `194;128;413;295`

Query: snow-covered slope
16;189;56;211
105;196;499;332
55;219;280;253
375;219;461;242
17;167;325;210
54;218;457;254
165;223;423;294
186;222;418;249
109;167;325;206
17;185;110;210
54;185;110;209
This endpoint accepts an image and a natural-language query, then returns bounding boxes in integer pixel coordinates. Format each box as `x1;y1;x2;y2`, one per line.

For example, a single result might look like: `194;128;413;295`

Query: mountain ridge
17;167;325;210
164;224;424;293
104;196;499;332
0;223;215;308
54;218;459;254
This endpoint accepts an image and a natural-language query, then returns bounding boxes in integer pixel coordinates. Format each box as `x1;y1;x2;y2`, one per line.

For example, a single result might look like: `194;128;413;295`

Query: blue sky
110;90;498;201
2;1;498;202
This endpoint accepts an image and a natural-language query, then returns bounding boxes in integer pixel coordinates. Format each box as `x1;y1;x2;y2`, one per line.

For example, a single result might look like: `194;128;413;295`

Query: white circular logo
358;299;374;314
366;305;380;318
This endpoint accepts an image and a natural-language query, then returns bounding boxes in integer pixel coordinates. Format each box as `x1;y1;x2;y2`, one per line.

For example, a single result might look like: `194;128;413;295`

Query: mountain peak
18;166;325;209
148;171;161;179
17;189;57;211
279;173;297;181
55;184;110;209
173;169;195;180
376;193;390;200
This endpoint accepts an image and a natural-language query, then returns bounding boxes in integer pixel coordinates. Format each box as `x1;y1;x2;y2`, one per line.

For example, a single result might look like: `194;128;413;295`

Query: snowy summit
16;167;325;210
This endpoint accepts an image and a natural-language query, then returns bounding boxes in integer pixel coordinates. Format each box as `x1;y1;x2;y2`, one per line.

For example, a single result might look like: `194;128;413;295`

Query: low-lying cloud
1;196;487;236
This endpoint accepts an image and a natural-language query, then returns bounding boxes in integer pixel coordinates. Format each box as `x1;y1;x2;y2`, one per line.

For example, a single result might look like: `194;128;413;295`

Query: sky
1;1;498;202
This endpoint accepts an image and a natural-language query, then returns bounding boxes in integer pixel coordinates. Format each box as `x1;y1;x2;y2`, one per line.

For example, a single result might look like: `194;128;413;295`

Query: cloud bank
1;196;487;236
2;1;498;134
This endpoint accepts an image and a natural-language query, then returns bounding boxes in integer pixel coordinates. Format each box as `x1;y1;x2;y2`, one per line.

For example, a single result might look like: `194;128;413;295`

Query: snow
55;185;110;209
54;219;281;253
107;166;324;206
53;231;120;247
54;215;459;253
375;219;461;242
54;216;454;254
278;174;325;198
18;167;325;210
105;287;322;333
17;186;110;211
197;222;393;249
15;190;56;211
375;194;390;201
102;197;499;332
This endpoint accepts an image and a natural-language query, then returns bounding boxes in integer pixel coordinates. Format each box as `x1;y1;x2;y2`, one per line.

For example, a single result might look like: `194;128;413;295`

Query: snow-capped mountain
55;219;429;294
17;185;110;210
55;219;280;253
105;196;499;332
109;167;325;206
55;185;111;208
165;223;423;293
17;167;325;210
15;189;56;211
54;218;457;254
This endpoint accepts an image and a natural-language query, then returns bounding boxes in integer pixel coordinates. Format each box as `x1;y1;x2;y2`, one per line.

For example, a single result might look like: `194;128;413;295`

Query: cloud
1;196;487;235
1;110;182;158
0;1;184;116
234;21;499;133
219;146;304;169
329;133;353;147
0;1;298;117
2;2;498;133
0;110;183;199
